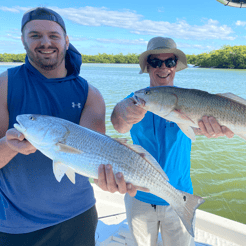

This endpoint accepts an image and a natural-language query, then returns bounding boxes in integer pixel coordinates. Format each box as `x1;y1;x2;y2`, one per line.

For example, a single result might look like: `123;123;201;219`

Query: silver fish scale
15;114;205;237
60;122;183;205
175;88;245;125
68;127;191;208
140;87;246;135
52;119;166;187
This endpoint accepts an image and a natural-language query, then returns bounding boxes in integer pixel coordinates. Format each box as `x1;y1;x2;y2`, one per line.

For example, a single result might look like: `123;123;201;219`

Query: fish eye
144;90;150;95
29;116;35;121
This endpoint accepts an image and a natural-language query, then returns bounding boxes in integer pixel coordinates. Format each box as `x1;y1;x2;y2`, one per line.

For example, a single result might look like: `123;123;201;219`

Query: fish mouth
14;119;26;134
132;95;146;107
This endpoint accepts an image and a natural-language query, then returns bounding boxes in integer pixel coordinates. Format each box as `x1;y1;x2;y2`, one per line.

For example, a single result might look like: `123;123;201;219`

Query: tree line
186;45;246;69
1;45;246;69
0;53;140;64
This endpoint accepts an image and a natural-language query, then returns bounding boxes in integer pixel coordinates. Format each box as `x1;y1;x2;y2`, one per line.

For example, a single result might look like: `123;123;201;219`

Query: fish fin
125;144;169;181
172;192;205;237
53;161;68;182
113;138;128;144
174;109;196;123
164;111;196;127
217;93;246;105
66;169;76;184
177;124;196;142
57;143;82;154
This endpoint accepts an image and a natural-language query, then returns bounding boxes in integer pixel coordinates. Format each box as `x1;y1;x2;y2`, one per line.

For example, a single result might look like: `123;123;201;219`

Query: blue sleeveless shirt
0;44;95;233
128;93;193;206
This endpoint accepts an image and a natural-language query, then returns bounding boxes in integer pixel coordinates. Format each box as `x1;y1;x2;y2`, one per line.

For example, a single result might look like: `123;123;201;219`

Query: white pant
124;194;195;246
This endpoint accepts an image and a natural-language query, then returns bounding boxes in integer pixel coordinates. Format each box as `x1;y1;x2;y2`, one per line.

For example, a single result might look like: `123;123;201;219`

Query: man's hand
94;164;149;197
118;97;147;125
198;116;234;138
6;128;37;155
111;97;147;134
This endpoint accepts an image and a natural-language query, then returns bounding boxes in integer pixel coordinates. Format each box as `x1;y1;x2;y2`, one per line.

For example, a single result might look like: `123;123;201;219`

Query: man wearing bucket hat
109;37;234;246
0;7;107;245
139;37;187;74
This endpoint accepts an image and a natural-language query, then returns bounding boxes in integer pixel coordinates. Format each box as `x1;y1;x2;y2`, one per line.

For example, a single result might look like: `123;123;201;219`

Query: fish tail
172;192;205;237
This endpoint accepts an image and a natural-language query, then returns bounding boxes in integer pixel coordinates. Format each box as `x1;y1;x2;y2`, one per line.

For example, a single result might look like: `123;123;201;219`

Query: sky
0;0;246;56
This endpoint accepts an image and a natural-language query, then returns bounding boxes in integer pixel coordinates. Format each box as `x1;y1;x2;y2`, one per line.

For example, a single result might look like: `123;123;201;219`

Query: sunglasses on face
147;56;178;68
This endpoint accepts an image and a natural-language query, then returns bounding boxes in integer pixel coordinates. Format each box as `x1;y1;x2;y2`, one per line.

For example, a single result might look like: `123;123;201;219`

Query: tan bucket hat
139;37;188;74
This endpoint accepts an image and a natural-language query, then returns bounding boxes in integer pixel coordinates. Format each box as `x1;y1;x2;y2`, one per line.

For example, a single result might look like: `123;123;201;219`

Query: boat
93;184;246;246
216;0;246;8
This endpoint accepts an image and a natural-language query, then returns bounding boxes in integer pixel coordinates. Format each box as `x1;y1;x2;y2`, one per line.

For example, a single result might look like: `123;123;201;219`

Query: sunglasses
147;56;178;68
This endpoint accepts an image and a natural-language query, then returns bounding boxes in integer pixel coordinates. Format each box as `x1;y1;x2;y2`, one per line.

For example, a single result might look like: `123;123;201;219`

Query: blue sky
1;0;246;56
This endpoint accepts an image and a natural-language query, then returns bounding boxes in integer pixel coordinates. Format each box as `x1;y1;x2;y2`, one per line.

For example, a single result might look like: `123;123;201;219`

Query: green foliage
187;45;246;69
1;45;246;69
0;52;139;64
81;53;139;64
0;53;26;63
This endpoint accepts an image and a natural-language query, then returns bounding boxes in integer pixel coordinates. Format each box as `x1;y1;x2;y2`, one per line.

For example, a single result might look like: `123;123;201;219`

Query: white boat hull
93;184;246;246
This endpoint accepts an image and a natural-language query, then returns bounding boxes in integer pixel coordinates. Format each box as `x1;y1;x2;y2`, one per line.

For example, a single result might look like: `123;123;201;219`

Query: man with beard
0;7;138;246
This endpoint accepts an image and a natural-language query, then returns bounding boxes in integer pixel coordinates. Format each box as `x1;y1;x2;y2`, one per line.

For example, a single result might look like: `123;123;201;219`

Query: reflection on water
191;136;246;223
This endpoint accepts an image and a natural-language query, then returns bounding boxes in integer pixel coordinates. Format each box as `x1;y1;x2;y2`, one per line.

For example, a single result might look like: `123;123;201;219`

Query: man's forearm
111;106;133;134
0;137;18;168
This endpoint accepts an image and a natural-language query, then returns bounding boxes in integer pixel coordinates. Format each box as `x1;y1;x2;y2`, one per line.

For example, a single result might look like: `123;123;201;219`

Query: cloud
129;19;234;40
55;7;235;41
0;6;20;13
68;36;89;42
236;20;246;26
0;28;21;41
54;6;141;29
0;6;30;13
177;42;216;51
2;29;22;40
67;36;147;46
6;34;21;40
96;38;147;45
0;6;235;41
0;40;25;54
8;28;21;34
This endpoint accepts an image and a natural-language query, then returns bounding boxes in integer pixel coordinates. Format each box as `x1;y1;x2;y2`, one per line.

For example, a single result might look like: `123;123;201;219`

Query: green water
1;63;246;224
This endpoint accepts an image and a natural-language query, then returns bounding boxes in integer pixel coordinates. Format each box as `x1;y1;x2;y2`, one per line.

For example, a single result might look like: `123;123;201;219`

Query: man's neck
29;59;67;79
40;67;68;79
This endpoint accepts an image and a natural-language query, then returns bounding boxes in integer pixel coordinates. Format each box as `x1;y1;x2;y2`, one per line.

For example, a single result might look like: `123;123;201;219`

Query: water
1;63;246;225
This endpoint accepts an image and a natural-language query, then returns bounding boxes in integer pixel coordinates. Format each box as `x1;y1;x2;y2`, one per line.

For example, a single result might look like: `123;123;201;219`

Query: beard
23;41;67;71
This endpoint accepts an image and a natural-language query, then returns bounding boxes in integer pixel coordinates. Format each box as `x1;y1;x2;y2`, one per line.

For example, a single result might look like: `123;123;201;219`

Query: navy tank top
0;45;96;233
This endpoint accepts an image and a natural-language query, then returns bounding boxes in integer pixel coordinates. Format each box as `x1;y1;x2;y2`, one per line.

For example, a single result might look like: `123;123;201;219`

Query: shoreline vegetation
1;45;246;69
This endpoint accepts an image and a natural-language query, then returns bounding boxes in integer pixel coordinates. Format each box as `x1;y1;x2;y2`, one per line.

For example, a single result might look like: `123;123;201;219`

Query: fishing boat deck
92;184;246;246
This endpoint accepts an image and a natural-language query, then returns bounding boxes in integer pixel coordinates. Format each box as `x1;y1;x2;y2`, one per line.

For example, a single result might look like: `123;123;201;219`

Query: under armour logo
72;102;81;108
